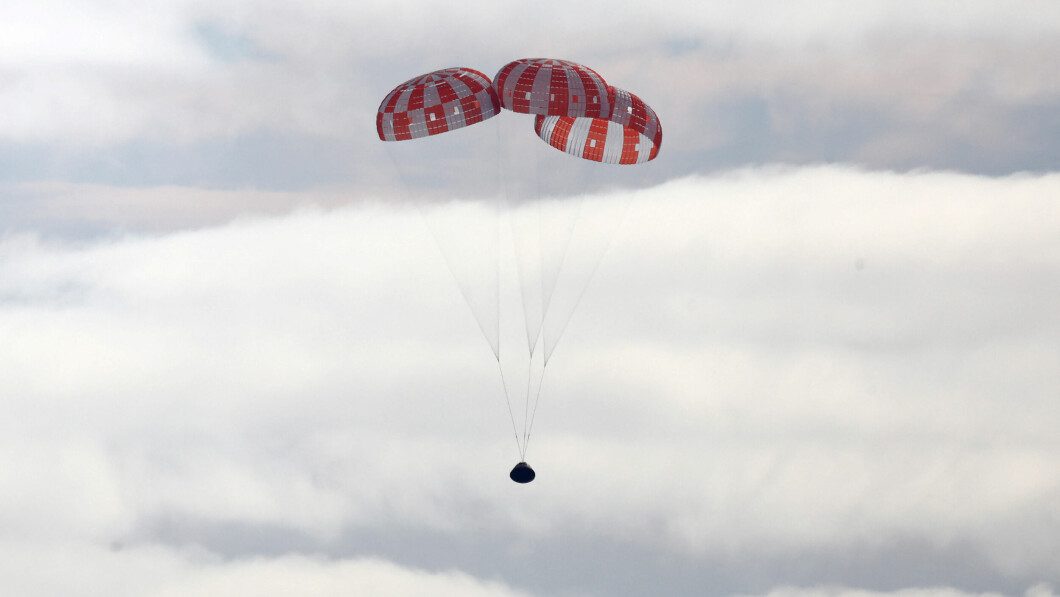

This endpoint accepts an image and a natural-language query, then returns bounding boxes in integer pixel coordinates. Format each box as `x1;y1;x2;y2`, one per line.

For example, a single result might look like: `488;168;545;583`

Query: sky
1;1;1059;596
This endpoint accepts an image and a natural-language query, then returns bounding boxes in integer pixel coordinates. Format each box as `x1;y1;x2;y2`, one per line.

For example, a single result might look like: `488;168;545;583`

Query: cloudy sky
2;1;1059;596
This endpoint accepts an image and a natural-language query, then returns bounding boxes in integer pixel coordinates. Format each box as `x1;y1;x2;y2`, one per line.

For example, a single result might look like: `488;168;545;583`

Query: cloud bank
1;166;1057;595
2;0;1058;193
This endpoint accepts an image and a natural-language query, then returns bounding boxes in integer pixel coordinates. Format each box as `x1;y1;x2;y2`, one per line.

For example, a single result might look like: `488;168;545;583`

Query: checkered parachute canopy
493;58;610;118
376;67;500;141
533;86;662;165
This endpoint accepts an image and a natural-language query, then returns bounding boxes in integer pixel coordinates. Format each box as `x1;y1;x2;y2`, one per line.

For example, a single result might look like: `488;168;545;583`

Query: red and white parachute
493;58;610;118
376;61;663;161
534;86;662;164
376;67;500;141
376;59;663;477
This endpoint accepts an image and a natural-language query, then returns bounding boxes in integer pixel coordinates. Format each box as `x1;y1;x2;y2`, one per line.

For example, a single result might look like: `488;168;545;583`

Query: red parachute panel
494;58;610;118
533;86;662;165
377;67;500;141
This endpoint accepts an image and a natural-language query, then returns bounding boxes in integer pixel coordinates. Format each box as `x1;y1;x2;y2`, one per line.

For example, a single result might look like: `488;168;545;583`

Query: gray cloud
739;585;1057;597
1;0;1058;197
0;540;533;597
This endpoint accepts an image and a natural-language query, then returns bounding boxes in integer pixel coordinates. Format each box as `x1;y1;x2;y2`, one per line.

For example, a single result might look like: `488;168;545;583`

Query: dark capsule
509;461;536;484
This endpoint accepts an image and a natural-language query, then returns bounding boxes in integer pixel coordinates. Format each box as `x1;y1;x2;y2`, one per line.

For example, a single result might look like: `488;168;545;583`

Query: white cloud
0;0;203;67
1;166;1058;595
0;541;532;597
146;555;533;597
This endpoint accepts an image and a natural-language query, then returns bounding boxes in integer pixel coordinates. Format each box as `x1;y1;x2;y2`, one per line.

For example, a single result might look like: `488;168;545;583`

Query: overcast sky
1;2;1059;596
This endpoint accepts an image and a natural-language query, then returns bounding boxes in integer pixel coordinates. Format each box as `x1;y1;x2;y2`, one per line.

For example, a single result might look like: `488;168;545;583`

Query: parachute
376;67;500;141
377;60;662;484
534;86;662;164
494;58;610;117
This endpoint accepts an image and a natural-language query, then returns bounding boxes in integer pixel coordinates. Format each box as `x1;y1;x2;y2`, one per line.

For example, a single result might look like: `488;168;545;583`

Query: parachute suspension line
526;117;545;358
489;118;522;457
536;201;546;326
513;115;546;360
385;139;516;456
522;358;549;458
418;205;499;359
543;197;634;363
525;196;632;457
520;352;534;458
496;356;523;456
538;195;580;337
537;201;550;321
382;143;499;358
492;118;503;358
510;202;542;358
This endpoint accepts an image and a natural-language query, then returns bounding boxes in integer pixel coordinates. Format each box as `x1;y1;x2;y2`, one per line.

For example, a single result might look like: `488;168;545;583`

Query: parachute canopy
533;86;662;165
494;58;610;118
377;67;500;141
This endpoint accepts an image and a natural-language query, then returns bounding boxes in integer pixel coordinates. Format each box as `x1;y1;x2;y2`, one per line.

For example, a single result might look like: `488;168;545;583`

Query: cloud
1;166;1058;595
1;0;1058;188
738;585;1056;597
147;555;533;597
1;182;355;236
0;541;532;597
